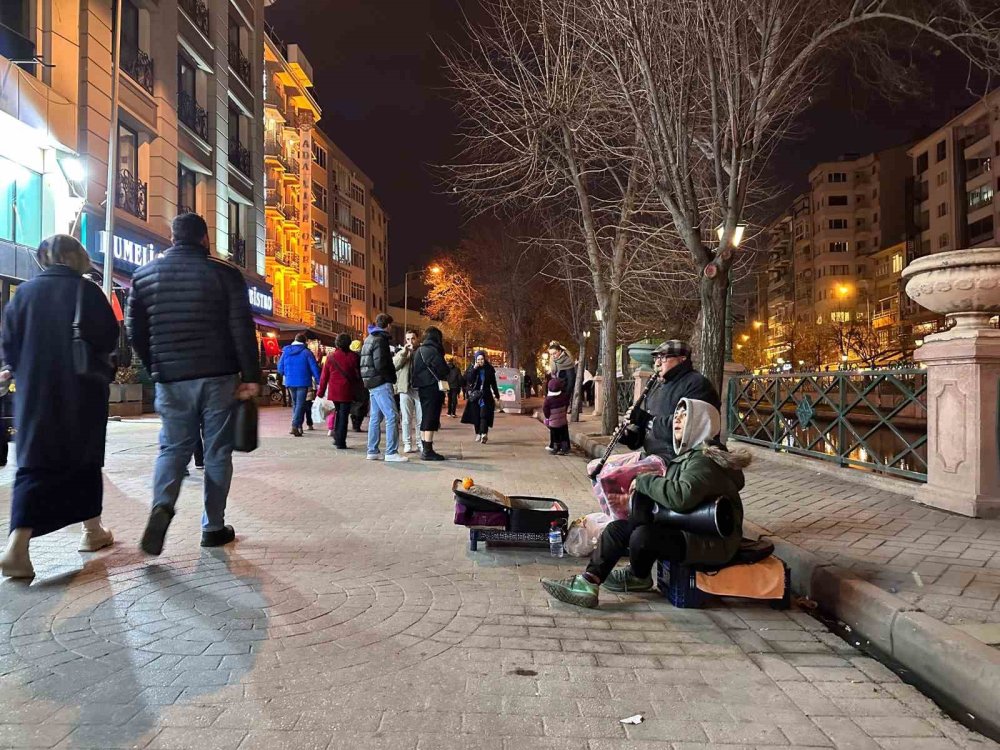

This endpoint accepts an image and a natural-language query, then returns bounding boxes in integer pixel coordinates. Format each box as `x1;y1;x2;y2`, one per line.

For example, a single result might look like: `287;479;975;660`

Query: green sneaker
603;566;654;593
541;575;599;608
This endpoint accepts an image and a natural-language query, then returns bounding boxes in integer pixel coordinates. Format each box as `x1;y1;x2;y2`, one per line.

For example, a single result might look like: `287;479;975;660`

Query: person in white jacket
393;331;423;453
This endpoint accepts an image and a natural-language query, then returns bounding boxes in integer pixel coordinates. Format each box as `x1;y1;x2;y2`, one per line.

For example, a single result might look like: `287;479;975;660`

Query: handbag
418;349;449;392
72;278;115;383
331;356;365;401
233;398;258;452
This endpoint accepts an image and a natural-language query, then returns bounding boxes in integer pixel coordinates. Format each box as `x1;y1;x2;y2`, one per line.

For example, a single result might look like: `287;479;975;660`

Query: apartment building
370;195;388;317
1;0;269;321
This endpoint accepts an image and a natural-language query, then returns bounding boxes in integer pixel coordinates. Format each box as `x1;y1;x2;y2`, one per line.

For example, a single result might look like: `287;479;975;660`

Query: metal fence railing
616;378;634;415
727;369;928;481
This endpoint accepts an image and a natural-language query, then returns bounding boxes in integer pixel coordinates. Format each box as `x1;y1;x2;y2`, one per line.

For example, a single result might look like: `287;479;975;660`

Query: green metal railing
727;369;928;481
616;378;634;415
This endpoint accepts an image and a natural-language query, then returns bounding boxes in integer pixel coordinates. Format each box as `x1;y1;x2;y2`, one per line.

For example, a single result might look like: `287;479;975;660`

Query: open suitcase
452;479;569;551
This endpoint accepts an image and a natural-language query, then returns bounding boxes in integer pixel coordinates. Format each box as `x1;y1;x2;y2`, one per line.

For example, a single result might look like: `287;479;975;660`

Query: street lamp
403;265;441;332
718;222;748;362
753;320;763;330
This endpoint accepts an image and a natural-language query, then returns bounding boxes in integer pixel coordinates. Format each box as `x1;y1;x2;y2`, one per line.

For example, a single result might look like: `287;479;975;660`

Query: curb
548;412;1000;734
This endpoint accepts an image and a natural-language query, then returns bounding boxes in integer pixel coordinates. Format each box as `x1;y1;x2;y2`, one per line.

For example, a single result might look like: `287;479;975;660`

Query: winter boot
421;441;446;461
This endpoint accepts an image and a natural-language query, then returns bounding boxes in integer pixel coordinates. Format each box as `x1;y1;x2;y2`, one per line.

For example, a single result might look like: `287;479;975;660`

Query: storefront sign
98;231;162;271
247;281;274;315
81;214;169;276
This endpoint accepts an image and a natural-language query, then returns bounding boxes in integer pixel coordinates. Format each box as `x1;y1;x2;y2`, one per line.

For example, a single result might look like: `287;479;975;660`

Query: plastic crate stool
657;556;791;610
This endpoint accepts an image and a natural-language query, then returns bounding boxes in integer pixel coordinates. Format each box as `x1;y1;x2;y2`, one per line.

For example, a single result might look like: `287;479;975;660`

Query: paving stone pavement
0;408;994;749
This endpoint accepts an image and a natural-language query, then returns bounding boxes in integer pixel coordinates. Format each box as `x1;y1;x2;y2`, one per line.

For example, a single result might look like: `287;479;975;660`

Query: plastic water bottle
549;521;564;558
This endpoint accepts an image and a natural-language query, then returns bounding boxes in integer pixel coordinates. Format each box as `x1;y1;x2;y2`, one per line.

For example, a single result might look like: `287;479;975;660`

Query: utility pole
102;0;123;301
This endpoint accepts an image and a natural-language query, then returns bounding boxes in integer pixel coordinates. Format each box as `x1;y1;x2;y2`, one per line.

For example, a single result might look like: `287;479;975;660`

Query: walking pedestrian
360;313;407;462
277;333;321;437
318;332;362;449
348;339;369;431
393;331;423;453
461;350;501;444
0;235;119;578
543;378;571;455
127;213;260;555
411;326;450;461
445;356;462;417
547;341;577;401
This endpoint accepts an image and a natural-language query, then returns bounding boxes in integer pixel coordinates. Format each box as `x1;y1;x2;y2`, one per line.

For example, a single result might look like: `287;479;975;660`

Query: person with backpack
277;333;321;437
318;332;362;449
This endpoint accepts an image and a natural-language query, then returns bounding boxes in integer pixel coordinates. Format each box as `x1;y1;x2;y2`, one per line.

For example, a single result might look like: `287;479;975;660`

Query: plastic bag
587;451;667;520
564;512;612;557
312;398;334;423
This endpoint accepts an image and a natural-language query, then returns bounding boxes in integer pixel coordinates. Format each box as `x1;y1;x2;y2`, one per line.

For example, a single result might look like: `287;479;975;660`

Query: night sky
265;1;980;283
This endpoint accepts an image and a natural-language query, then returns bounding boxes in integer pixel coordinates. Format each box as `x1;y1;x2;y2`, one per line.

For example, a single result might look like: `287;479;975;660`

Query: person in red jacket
318;333;362;449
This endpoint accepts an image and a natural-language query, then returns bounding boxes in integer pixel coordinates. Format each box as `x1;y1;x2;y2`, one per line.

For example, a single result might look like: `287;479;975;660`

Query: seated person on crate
541;398;751;609
621;339;720;462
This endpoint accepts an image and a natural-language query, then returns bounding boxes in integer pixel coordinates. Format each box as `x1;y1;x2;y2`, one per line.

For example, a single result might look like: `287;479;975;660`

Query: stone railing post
633;369;653;405
592;374;603;416
903;248;1000;518
721;362;746;441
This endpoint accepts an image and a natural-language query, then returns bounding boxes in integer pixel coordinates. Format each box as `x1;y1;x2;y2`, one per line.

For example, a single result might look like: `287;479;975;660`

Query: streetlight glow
741;334;750;342
753;321;763;330
837;285;850;297
716;222;747;248
429;265;442;275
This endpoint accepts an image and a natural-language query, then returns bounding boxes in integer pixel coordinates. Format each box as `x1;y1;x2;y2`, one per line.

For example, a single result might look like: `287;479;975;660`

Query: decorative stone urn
901;247;1000;518
627;341;657;373
901;248;1000;334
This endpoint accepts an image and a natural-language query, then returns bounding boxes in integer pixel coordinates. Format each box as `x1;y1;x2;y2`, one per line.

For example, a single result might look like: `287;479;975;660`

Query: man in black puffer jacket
127;213;260;556
359;313;406;462
621;339;720;462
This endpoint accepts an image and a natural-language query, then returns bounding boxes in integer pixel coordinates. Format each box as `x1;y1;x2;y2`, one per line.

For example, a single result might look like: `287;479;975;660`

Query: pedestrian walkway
0;410;994;749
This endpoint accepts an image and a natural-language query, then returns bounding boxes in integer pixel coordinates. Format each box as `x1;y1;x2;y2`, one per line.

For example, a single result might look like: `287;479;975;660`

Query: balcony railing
284;205;300;223
117;169;148;220
178;91;209;141
177;204;194;215
178;0;210;36
228;42;252;87
122;48;154;95
229;142;252;178
229;236;246;268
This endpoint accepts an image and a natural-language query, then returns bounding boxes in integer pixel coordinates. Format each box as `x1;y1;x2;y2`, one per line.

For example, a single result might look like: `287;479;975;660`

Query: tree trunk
571;333;587;422
600;306;619;435
699;272;728;394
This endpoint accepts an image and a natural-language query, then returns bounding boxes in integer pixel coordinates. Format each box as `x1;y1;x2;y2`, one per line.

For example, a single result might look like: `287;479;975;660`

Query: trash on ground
620;715;644;725
912;571;924;587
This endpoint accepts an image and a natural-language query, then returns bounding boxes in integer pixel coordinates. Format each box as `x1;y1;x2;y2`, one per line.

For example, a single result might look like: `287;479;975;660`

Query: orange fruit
462;477;475;490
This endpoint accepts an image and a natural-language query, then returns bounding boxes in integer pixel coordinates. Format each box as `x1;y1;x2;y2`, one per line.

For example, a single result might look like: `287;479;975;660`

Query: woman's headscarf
350;340;362;352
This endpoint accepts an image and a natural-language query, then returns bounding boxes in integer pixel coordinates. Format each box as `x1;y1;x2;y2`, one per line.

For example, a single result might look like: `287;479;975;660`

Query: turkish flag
111;293;125;322
263;338;281;357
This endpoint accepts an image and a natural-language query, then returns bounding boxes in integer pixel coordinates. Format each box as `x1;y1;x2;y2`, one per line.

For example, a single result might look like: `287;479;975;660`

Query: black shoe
335;443;348;450
307;424;314;431
140;506;175;556
201;525;236;548
421;442;446;461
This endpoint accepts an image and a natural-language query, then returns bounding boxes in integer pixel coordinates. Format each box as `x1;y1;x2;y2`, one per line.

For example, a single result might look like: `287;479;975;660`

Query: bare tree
576;0;1000;392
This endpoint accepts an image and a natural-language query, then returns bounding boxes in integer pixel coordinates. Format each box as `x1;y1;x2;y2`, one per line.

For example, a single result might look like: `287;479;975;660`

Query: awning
253;316;305;333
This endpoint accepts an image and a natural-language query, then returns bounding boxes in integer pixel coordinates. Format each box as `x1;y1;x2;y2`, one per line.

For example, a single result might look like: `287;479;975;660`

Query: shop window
0;156;42;248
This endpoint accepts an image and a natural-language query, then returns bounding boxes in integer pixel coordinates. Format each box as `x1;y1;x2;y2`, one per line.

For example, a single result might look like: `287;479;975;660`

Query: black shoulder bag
72;279;115;383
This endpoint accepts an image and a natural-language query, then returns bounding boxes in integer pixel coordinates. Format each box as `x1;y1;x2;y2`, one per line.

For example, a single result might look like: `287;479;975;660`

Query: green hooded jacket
633;398;750;567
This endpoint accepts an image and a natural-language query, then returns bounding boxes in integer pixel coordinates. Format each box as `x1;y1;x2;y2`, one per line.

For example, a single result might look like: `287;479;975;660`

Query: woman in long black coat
0;235;119;579
410;326;451;461
461;350;501;444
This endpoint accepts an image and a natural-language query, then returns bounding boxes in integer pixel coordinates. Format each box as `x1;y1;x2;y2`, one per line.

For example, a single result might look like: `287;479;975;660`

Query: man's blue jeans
367;382;400;456
289;386;309;430
153;375;238;531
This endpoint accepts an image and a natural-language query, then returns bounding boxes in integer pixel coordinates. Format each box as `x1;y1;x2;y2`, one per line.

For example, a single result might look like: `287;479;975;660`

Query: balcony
178;91;209;141
229;142;252;178
265;191;287;217
228;42;252;88
284;205;300;223
122;48;155;95
229;236;246;268
178;0;210;36
0;24;36;73
117;169;148;220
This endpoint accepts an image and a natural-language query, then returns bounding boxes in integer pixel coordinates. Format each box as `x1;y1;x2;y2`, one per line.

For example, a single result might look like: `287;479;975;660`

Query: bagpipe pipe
588;374;660;481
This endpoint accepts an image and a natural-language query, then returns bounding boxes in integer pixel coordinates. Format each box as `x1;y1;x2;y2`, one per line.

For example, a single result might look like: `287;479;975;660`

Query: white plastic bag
312;398;333;423
564;512;612;557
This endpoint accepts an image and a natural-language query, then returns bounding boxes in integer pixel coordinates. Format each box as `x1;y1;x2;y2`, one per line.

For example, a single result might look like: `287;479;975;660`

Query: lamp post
402;265;441;332
102;0;124;301
717;222;747;362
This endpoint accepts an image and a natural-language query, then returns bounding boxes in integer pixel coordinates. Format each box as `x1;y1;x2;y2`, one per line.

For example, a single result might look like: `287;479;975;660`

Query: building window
177;54;208;140
116;123;147;220
967;184;994;211
177;165;197;214
892;253;903;273
829;241;848;253
351;216;366;238
968;215;994;244
227;15;251;86
313;183;328;212
827;195;848;206
936;171;948;186
831;311;851;323
936;202;948;218
350;182;366;203
0;1;36;74
228;106;251;177
827;172;847;183
856;241;866;252
333;232;352;264
312;142;327;168
0;155;42;248
313;222;327;252
828;219;848;229
937;233;949;250
352;251;365;270
936;140;947;163
350;282;365;301
311;261;328;287
916;152;929;174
